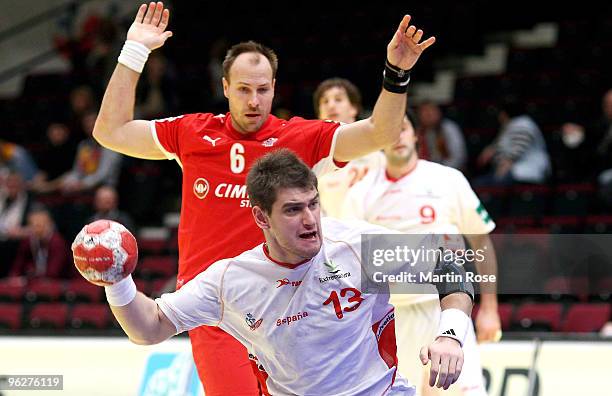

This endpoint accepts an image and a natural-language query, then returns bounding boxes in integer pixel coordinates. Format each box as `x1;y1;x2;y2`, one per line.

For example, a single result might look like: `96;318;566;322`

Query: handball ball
72;220;138;286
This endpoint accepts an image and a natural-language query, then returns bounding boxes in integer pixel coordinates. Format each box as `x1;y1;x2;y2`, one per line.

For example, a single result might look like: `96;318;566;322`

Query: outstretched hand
420;337;464;390
127;2;173;50
387;15;436;70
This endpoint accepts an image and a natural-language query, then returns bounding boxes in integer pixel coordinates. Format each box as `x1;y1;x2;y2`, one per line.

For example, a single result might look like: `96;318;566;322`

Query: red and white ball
71;220;138;286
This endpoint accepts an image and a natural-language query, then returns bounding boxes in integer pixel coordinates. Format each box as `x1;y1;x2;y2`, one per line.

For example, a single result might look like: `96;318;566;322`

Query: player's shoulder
198;245;265;282
418;159;466;181
153;112;220;127
222;244;268;273
285;116;342;131
322;217;394;242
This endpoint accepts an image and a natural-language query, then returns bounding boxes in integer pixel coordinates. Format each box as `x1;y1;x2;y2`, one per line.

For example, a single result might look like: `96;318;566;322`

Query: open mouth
245;113;260;119
299;231;318;240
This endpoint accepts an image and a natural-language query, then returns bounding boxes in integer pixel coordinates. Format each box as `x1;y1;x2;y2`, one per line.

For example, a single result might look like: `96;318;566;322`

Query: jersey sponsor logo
245;313;263;331
375;310;395;340
320;261;351;283
193;177;210;199
203;135;222;146
215;183;248;199
318;271;351;283
193;179;252;207
374;215;403;222
276;278;302;288
324;259;340;274
276;311;309;326
261;137;278;147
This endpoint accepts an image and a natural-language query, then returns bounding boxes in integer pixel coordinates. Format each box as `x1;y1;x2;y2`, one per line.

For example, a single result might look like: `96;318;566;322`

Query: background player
91;2;436;394
91;149;474;395
342;114;501;396
314;78;386;217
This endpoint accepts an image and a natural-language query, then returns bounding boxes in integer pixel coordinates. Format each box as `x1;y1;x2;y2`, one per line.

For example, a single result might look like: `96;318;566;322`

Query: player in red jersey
92;2;436;395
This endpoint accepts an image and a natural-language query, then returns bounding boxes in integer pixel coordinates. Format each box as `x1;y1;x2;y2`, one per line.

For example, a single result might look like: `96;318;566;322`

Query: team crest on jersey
193;178;210;199
261;137;278;147
245;313;263;331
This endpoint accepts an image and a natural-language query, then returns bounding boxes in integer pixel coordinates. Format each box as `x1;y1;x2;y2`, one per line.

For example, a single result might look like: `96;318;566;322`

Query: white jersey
342;159;494;235
341;159;495;305
319;151;386;218
157;217;424;396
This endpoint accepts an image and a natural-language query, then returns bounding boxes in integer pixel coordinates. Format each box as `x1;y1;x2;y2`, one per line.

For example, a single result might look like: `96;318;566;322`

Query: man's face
4;173;24;197
257;187;322;263
29;212;52;239
383;117;417;165
318;86;357;123
95;187;117;212
223;52;275;134
417;103;441;129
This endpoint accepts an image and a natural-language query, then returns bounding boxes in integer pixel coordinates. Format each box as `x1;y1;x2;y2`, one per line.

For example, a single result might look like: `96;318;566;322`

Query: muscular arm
333;15;435;162
110;291;177;345
334;91;406;161
93;2;173;159
440;292;472;317
93;66;165;159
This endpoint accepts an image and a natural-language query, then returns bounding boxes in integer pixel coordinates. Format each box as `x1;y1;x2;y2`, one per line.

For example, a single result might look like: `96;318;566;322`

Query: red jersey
151;112;343;287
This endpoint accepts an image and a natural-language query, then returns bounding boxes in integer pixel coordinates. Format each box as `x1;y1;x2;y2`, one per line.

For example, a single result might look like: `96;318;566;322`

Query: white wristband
117;40;151;73
105;274;137;306
436;308;470;346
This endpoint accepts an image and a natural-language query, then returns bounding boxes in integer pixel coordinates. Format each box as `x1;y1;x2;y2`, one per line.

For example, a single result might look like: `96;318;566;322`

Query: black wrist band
382;59;411;94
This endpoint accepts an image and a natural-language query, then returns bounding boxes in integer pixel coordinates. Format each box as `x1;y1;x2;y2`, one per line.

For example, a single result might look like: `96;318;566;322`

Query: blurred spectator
0;171;33;276
10;206;71;279
32;123;78;184
56;12;121;95
33;112;122;195
0;140;42;184
68;85;98;139
553;89;612;183
475;98;551;186
550;122;594;183
84;17;121;95
88;185;135;232
207;38;229;111
416;100;467;170
135;53;178;119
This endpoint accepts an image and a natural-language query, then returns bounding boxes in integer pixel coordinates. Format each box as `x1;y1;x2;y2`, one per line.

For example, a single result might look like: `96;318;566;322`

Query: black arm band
382;59;411;94
431;249;475;301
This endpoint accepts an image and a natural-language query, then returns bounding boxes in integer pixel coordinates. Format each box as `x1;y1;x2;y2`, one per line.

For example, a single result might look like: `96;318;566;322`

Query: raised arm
333;15;435;162
93;2;173;159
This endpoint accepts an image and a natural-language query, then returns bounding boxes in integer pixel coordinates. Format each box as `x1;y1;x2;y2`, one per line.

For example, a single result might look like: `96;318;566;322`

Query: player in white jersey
314;78;386;217
342;114;501;396
96;149;475;395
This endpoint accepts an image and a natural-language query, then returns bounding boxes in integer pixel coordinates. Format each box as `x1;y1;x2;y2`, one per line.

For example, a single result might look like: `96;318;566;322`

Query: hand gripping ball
72;220;138;286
